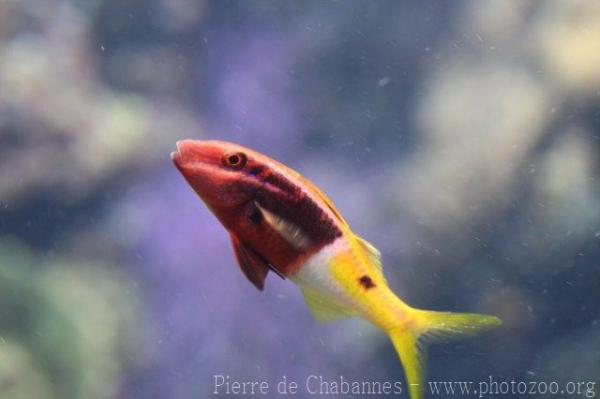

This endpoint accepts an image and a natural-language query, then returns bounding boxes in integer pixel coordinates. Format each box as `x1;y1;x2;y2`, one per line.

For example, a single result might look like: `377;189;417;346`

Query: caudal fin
388;309;501;399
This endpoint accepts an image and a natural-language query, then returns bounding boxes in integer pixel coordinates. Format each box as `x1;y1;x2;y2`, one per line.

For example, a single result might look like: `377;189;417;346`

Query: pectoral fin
230;233;270;291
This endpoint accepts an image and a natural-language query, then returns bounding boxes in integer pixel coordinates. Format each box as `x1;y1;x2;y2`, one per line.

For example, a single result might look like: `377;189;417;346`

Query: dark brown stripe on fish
260;168;301;196
249;164;265;176
255;169;342;246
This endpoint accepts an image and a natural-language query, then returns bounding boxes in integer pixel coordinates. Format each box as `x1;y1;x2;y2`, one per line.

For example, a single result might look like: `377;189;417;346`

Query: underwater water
1;1;599;398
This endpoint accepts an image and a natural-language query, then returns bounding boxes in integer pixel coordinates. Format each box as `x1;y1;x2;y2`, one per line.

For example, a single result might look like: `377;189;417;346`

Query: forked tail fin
388;309;501;399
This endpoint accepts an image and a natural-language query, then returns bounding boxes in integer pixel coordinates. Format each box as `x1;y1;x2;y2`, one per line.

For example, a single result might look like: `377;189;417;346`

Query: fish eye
223;152;247;169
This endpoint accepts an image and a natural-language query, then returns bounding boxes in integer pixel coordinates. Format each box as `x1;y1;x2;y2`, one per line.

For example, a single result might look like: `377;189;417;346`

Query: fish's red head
171;140;268;209
172;139;345;287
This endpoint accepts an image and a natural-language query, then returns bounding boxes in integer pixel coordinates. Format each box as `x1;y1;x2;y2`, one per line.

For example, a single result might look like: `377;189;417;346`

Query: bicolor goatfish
171;140;501;399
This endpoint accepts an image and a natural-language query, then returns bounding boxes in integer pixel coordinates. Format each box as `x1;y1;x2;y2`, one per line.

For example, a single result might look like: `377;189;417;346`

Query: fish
171;139;501;399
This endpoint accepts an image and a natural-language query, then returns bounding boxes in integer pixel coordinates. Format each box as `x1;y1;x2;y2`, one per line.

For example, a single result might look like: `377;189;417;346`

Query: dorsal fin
300;287;356;323
355;235;386;282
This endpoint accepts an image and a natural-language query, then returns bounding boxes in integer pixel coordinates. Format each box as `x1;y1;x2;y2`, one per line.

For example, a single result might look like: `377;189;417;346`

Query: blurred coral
0;0;200;202
0;240;145;399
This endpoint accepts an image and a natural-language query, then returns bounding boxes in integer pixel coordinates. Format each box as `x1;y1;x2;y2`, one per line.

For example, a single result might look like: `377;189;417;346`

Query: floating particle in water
377;77;390;87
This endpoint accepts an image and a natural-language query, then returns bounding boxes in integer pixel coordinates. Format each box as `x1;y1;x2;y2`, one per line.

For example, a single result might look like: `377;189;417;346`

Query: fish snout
171;139;208;168
170;141;182;164
170;139;194;165
170;139;228;173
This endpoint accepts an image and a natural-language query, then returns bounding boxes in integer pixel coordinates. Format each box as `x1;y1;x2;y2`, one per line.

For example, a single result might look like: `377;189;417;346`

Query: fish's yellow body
292;232;500;399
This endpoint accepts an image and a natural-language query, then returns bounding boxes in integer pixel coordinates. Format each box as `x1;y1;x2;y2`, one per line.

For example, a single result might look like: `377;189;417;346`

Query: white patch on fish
254;201;311;249
291;237;356;310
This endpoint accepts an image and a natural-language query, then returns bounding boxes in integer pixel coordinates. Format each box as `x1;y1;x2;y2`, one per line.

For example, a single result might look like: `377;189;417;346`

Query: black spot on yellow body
359;275;375;289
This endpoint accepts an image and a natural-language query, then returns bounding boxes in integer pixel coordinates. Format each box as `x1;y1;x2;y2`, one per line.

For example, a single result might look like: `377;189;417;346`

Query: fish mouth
170;140;184;165
170;139;223;170
171;139;202;167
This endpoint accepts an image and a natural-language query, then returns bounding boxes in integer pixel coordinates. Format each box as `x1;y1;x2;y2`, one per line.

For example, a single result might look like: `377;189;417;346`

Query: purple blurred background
1;1;599;398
